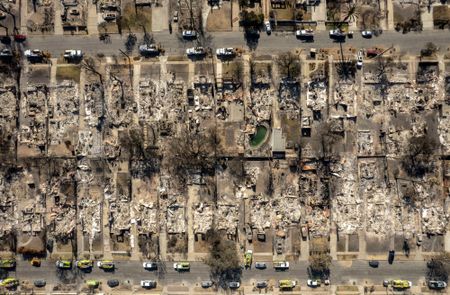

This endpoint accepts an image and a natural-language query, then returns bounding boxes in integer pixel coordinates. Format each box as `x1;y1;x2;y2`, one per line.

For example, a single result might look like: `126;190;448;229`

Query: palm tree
341;2;360;23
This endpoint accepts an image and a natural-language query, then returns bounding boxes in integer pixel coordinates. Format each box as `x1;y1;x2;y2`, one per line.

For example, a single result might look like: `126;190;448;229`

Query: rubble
193;203;213;234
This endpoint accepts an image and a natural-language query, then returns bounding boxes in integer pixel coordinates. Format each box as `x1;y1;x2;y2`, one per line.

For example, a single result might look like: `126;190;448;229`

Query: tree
240;10;263;28
142;31;154;46
341;2;361;23
309;237;332;278
427;252;450;282
401;134;439;178
375;56;393;99
205;230;241;288
125;33;137;53
166;127;219;182
276;52;301;80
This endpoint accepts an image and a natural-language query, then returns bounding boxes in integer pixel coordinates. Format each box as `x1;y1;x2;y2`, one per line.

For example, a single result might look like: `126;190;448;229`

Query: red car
14;34;26;42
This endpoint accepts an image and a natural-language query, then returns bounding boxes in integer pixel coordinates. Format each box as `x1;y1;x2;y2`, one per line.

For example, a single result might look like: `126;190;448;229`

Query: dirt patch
358;5;381;30
393;3;422;32
207;3;232;31
56;66;81;83
120;3;152;33
433;5;450;29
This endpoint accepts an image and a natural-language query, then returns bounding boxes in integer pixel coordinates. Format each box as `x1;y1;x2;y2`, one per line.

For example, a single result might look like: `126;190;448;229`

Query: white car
143;262;157;270
329;29;345;39
216;48;235;57
307;279;320;287
228;281;240;289
186;47;206;56
273;261;289;270
356;49;363;69
361;30;373;38
0;48;12;57
296;29;313;37
182;30;197;39
63;49;83;59
140;280;156;288
24;49;43;58
139;44;159;55
264;21;272;34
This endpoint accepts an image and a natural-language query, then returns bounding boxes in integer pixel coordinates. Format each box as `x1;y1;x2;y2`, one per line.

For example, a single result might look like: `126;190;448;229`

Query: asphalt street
11;260;427;286
26;30;450;57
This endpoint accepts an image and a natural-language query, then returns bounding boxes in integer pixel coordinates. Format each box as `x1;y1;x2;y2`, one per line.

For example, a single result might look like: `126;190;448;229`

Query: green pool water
250;125;268;147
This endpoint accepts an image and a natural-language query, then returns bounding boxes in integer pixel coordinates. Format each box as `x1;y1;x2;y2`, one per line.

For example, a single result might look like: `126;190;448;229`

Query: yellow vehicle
244;250;253;268
56;260;72;269
97;260;114;270
0;277;19;288
31;257;41;267
0;259;15;269
391;280;412;289
173;262;190;271
279;280;296;289
76;260;93;269
86;280;99;288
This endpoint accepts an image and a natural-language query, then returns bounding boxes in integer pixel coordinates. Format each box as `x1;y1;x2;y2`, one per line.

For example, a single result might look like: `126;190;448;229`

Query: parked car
0;278;19;288
416;234;423;246
264;21;272;35
97;260;115;270
56;260;72;269
368;260;379;268
173;262;190;271
182;30;197;39
256;281;268;288
329;29;345;41
76;260;93;270
201;281;213;288
428;280;447;289
14;34;26;42
391;280;412;289
24;49;43;61
173;11;178;22
186;47;206;57
0;48;12;59
273;261;289;270
87;280;99;288
141;280;157;289
216;48;235;58
33;280;46;288
143;262;157;270
279;280;296;289
107;279;120;288
361;30;373;38
63;49;83;60
307;279;320;287
139;44;160;56
296;29;314;41
0;259;15;269
356;50;364;69
255;262;267;269
228;281;240;289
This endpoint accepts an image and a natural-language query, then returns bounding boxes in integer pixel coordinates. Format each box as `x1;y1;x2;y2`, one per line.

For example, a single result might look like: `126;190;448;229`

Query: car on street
143;261;157;270
33;279;46;288
279;280;296;289
186;47;206;57
139;44;160;56
107;279;120;288
361;30;373;38
31;257;41;267
368;260;379;268
87;280;99;288
356;50;364;69
141;280;157;289
174;262;190;271
76;259;93;270
228;281;240;289
14;34;26;42
0;277;19;288
63;49;83;60
393;280;412;289
24;49;43;59
329;29;346;41
428;280;447;289
295;29;314;41
416;234;423;246
173;11;178;22
182;30;197;39
273;261;289;270
256;281;268;288
97;260;115;270
201;281;213;288
307;279;320;288
255;262;267;269
0;48;12;59
56;260;72;269
264;21;272;35
0;259;15;269
216;48;235;58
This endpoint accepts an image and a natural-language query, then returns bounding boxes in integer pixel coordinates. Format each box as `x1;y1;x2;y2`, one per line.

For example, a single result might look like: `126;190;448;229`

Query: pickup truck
273;261;289;270
63;49;83;60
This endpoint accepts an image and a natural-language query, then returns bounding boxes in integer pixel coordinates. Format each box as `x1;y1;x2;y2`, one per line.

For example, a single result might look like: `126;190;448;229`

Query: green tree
205;230;241;288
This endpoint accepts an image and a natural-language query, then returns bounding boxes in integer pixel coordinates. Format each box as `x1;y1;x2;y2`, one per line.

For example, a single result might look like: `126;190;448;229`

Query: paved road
26;30;450;57
12;260;427;286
